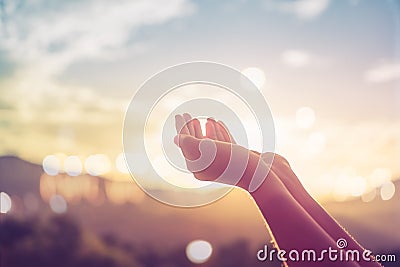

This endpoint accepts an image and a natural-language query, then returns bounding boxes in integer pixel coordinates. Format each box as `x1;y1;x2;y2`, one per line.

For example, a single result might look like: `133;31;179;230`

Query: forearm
250;173;359;267
269;164;382;266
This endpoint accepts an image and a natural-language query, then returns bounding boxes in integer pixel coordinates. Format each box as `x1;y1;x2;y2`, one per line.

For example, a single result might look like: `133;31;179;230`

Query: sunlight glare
242;67;266;89
350;176;367;197
296;107;315;129
361;189;376;202
115;153;129;174
282;50;310;67
368;168;392;188
332;174;351;202
307;132;326;155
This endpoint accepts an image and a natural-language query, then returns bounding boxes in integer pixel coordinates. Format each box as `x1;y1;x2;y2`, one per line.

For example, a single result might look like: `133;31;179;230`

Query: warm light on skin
241;67;266;89
186;240;213;264
0;192;12;213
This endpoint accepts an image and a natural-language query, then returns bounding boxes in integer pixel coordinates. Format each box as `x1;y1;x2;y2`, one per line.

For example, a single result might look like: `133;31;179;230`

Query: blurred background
0;0;399;266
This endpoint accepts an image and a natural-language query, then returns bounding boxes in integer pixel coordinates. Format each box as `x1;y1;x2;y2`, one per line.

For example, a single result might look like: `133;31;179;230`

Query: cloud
0;0;194;75
0;0;196;159
0;0;195;118
364;63;400;83
266;0;331;20
281;49;311;67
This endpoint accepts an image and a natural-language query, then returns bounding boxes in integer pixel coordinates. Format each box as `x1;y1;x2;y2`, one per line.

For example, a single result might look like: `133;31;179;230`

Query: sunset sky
0;0;399;201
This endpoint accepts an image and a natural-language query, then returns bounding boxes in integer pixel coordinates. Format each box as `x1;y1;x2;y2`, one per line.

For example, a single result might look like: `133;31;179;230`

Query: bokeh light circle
42;155;61;176
64;156;82;176
186;240;213;264
49;194;67;213
0;192;12;213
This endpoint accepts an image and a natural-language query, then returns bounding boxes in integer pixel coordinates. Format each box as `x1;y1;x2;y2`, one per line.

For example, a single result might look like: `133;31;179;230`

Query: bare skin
174;113;381;267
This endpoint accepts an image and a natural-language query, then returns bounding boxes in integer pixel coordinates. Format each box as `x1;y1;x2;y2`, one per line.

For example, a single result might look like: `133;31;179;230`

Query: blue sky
0;0;399;200
56;0;400;117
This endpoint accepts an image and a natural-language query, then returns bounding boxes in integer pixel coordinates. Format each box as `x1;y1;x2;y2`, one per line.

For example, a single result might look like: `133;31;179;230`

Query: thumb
174;134;201;161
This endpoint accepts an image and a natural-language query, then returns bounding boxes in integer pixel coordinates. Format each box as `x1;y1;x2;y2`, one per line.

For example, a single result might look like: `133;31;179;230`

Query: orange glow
105;181;145;205
40;173;99;203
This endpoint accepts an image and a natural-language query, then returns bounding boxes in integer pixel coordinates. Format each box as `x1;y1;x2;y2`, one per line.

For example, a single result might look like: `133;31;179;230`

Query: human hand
174;113;270;191
205;117;306;194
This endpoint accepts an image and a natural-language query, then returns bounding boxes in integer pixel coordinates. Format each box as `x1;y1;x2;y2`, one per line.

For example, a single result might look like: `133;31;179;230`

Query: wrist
250;172;289;206
236;152;272;192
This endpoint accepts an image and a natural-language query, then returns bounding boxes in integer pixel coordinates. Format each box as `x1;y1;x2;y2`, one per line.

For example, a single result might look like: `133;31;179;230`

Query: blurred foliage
0;215;282;267
2;216;397;267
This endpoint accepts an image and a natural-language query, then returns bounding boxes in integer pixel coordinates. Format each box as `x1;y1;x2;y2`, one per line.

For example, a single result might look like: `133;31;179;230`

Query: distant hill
1;156;399;253
0;155;43;196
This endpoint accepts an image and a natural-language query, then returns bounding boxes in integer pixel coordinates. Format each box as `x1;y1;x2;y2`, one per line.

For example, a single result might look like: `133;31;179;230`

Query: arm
205;116;381;266
252;172;359;266
175;113;380;266
263;155;380;266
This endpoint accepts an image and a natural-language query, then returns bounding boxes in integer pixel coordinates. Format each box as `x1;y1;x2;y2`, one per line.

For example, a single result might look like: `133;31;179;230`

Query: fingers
184;113;204;138
175;114;235;144
174;135;180;146
175;113;204;139
217;120;236;144
214;120;226;141
215;121;229;142
207;119;236;144
175;114;190;135
183;113;195;135
206;118;217;139
191;117;204;138
205;118;236;144
175;134;201;161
